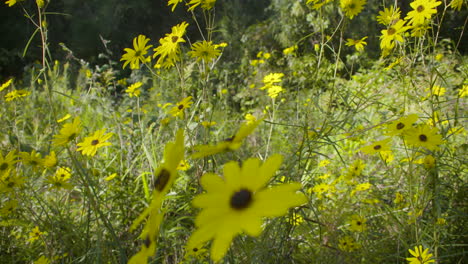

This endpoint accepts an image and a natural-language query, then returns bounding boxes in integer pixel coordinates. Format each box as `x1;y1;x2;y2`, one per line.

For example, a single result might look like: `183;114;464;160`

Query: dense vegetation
1;0;467;263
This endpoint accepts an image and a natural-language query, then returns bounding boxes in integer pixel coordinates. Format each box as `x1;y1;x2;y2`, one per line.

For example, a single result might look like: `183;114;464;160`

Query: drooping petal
210;218;240;262
240;158;260;188
239;213;263;237
224;161;241;189
254;154;283;190
200;173;226;192
253;183;307;217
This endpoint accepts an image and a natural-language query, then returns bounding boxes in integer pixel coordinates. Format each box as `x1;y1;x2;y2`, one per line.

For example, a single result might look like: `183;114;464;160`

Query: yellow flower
386;114;419;136
169;96;193;118
129;130;184;264
4;89;31;102
121;35;153;69
261;73;285;98
436;217;446;225
283;45;298;55
377;6;401;26
52;117;82;146
360;138;392;154
168;0;183;12
261;73;284;87
189;41;222;62
380;19;408;50
153;22;189;68
0;150;17;174
318;159;330;167
346;159;365;178
385;57;403;70
405;0;441;26
267;85;284;99
345;36;368;52
380;150;394;163
46;167;73;189
5;0;18;7
187;0;216;11
348;215;367;232
394;192;405;204
183;244;208;261
187;155;307;261
0;170;25;193
125;82;143;97
0;199;18;216
20;150;44;169
338;236;360;252
450;0;464;11
351;182;371;195
0;79;13;92
201;120;216;128
410;22;431;37
245;113;257;125
288;212;304;226
312;183;331;199
191;118;262;158
406;245;435;264
458;84;468;97
36;0;44;8
43;151;58;168
28;226;45;243
34;256;50;264
177;160;190;171
423;155;436;168
404;124;444;150
76;129;113;156
306;0;333;10
426;85;446;97
340;0;366;19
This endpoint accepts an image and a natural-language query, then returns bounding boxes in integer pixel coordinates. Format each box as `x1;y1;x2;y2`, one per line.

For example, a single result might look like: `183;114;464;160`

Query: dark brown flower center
230;189;253;210
144;235;151;248
68;133;76;141
193;248;198;252
91;139;99;145
0;163;8;171
178;104;184;110
356;221;362;226
154;168;171;192
172;36;179;43
373;145;382;150
388;28;396;35
417;5;424;12
396;122;405;130
224;136;235;142
419;134;428;142
7;182;15;188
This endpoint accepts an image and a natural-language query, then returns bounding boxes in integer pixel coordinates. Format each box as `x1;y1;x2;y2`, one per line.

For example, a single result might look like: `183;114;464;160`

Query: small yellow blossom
126;82;143;97
28;226;45;243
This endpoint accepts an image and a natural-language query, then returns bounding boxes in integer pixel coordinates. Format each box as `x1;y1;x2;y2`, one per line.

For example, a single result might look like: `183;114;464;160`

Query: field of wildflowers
1;0;467;263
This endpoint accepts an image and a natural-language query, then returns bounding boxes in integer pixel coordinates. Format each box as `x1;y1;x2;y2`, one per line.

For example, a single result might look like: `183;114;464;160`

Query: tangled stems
66;148;127;262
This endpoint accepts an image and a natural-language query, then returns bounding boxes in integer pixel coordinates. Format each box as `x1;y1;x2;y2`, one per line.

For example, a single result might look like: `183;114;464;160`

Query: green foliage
1;0;467;263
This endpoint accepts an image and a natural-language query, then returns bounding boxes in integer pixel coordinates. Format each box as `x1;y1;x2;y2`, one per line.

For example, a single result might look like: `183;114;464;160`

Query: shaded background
0;0;465;78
